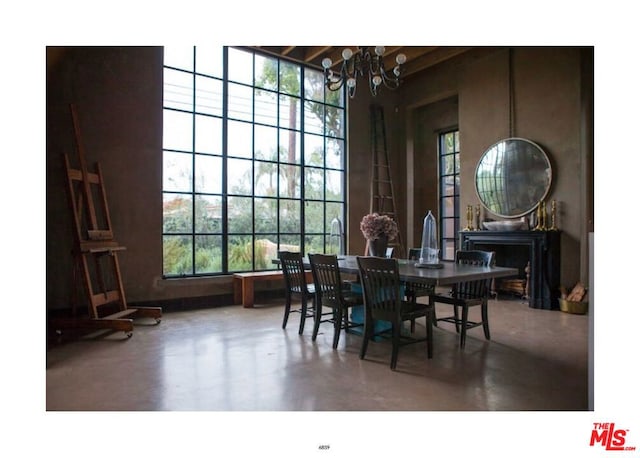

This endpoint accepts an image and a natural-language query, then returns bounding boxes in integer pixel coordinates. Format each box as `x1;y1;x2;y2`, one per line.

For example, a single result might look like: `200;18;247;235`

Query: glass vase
418;210;442;267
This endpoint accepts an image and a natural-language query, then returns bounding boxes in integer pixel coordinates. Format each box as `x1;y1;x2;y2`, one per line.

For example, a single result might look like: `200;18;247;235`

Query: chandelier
321;46;407;98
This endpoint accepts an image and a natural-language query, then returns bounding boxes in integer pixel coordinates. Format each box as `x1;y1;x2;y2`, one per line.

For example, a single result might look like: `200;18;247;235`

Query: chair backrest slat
309;253;343;308
454;250;496;298
278;251;308;294
408;248;420;261
357;256;402;321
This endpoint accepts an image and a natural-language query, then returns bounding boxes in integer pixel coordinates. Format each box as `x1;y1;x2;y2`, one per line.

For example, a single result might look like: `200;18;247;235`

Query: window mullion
191;46;197;275
222;46;229;273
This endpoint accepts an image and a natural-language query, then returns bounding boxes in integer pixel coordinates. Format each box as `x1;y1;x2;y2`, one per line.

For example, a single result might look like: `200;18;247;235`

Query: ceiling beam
281;46;296;56
303;46;332;62
402;47;472;76
241;46;473;78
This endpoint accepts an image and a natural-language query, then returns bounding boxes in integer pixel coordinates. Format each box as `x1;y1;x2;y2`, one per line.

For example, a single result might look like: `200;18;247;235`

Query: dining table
273;254;519;341
277;254;519;287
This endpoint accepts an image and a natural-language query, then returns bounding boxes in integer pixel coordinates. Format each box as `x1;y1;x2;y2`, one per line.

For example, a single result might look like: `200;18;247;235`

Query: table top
340;255;517;286
275;255;519;286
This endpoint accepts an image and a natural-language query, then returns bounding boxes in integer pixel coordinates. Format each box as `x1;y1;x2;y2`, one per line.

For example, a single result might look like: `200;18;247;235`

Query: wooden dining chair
308;253;364;349
429;250;496;348
356;256;434;370
278;251;315;335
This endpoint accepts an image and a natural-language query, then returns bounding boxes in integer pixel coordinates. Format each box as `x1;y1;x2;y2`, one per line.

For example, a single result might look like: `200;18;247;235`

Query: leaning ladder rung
369;103;404;257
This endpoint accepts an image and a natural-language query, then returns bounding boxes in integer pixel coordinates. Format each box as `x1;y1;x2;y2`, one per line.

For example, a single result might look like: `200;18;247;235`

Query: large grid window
162;46;346;276
438;130;460;261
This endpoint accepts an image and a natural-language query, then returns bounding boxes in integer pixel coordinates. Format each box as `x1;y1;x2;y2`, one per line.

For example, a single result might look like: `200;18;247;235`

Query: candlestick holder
549;199;558;231
464;205;474;231
533;200;546;231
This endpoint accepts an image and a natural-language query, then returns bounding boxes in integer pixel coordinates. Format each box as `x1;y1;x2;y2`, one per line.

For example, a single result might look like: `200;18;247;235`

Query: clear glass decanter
329;217;344;255
419;210;441;267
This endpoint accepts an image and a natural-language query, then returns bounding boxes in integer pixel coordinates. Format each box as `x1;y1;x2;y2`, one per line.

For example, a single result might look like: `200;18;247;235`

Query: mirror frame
475;137;552;218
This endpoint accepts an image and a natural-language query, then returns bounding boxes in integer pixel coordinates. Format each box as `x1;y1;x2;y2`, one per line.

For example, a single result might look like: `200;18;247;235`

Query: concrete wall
346;47;593;290
47;47;234;311
46;46;593;311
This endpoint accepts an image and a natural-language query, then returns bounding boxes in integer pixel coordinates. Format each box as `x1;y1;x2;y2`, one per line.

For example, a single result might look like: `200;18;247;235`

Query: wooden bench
233;270;313;308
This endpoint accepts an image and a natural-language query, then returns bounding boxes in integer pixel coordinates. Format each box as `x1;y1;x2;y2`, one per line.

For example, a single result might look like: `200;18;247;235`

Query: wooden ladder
367;104;405;258
52;104;162;338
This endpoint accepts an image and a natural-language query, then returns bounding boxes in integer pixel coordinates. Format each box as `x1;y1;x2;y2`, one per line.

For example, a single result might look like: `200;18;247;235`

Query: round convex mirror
475;137;552;218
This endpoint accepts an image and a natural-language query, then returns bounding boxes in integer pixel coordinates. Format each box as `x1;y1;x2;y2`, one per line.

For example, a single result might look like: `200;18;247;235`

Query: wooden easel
52;105;161;338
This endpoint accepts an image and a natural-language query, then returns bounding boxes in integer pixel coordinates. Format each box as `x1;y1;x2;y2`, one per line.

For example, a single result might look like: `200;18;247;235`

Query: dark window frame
162;46;347;277
438;129;460;261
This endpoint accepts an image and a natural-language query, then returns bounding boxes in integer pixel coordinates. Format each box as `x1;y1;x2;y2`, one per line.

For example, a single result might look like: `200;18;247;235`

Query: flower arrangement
360;213;399;241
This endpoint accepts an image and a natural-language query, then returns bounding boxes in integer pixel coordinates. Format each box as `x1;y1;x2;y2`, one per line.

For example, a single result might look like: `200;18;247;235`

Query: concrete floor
46;296;590;411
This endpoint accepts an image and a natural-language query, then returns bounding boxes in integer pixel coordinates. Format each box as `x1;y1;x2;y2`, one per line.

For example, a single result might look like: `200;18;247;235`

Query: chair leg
408;294;416;333
453;305;460;333
481;300;491;340
359;308;373;359
298;296;307;335
390;323;400;370
460;305;469;348
332;308;341;349
312;302;322;341
359;318;372;359
426;309;434;359
429;296;438;328
282;294;292;329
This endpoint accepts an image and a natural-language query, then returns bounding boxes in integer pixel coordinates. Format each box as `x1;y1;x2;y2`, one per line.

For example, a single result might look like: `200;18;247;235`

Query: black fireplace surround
460;230;561;310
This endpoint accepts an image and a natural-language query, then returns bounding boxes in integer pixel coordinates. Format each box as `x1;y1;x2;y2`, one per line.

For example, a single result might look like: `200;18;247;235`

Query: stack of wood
560;281;587;302
499;279;527;296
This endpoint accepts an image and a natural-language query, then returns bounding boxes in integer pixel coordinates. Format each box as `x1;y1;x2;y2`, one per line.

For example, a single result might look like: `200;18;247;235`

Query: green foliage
228;238;270;271
229;238;253;271
195;245;219;273
163;236;192;275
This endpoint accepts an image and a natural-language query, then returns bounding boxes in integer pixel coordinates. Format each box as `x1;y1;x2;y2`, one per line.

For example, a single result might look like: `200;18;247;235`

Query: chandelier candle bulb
322;46;407;98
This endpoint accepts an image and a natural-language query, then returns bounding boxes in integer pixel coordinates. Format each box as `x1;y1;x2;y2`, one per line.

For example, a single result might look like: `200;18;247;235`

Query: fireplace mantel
460;230;561;310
